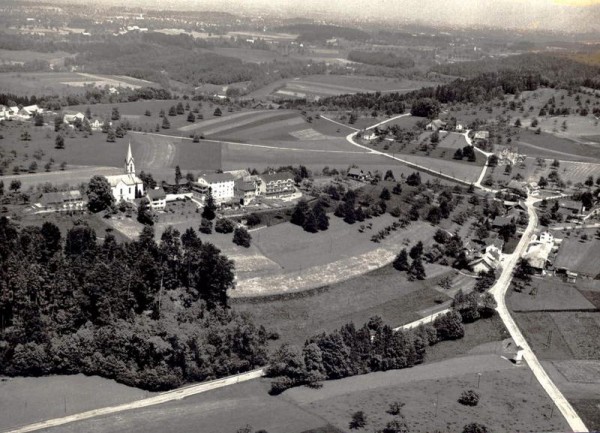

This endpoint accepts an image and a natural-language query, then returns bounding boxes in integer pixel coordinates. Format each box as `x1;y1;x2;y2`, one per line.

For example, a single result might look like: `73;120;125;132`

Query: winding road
5;114;590;433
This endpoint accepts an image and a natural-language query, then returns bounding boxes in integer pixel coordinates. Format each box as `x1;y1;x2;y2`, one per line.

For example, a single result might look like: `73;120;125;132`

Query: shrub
386;401;405;415
458;389;480;406
199;218;212;234
215;218;235;234
233;227;252;248
463;423;488;433
349;411;367;430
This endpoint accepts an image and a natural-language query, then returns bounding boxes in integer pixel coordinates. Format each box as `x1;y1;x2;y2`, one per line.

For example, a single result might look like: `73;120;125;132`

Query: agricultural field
285;354;568;433
513;127;600;161
508;279;597;312
0;374;154;432
247;75;435;100
0;72;158;96
0;49;70;66
24;316;559;433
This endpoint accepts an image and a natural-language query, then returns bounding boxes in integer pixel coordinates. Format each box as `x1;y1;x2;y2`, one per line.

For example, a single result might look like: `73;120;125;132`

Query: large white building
106;143;144;202
197;172;235;203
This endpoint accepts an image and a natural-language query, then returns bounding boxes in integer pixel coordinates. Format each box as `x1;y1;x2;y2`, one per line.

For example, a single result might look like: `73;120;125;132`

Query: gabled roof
199;172;235;184
260;171;294;183
106;174;143;187
40;190;82;205
492;216;514;227
235;179;256;192
147;188;166;200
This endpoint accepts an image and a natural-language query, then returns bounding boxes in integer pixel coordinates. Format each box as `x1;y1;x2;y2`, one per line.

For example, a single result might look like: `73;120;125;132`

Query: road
7;115;589;433
489;197;588;432
343;116;495;191
5;370;266;433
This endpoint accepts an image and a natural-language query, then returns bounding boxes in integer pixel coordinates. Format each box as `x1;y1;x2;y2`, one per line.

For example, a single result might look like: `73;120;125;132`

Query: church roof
106;173;143;187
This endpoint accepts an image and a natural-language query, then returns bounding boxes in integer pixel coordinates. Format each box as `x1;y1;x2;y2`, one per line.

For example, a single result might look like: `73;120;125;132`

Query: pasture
247;75;434;100
0;72;158;96
0;374;153;432
553;237;600;276
284;354;568;433
507;279;597;312
514;128;600;161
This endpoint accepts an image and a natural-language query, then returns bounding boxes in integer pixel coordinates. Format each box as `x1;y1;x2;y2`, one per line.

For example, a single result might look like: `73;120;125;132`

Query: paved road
489;197;588;432
344;118;495;191
5;370;265;433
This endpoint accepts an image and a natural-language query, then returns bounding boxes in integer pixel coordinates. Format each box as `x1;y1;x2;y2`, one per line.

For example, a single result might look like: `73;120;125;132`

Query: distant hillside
348;50;415;69
275;24;369;42
430;53;600;86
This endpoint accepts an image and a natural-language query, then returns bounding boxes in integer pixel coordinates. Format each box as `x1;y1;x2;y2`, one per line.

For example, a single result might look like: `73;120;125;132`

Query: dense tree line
266;312;468;394
0;218;268;390
348;50;415;69
431;53;600;87
315;69;561;114
275;24;370;42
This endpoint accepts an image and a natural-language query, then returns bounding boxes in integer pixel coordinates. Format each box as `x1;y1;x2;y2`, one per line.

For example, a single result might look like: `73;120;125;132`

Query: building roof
147;187;166;200
492;216;514;227
485;237;504;250
199;172;235;184
40;190;82;205
559;199;582;211
523;241;553;270
474;130;489;140
235;179;256;192
106;173;143;187
260;171;294;183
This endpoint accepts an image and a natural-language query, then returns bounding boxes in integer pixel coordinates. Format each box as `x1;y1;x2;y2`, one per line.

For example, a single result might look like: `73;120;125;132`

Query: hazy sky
188;0;600;32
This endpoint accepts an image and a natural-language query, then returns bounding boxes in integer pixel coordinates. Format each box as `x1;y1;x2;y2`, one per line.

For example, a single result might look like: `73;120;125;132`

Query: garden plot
289;128;329;140
177;110;269;133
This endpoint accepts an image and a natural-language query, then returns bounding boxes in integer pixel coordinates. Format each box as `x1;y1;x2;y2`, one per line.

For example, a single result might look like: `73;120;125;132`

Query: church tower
125;141;135;175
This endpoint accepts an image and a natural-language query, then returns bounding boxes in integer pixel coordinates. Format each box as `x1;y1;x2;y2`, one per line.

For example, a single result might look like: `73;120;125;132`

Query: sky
187;0;600;33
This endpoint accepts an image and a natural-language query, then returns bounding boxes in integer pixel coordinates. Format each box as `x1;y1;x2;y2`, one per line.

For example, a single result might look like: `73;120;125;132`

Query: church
106;143;144;202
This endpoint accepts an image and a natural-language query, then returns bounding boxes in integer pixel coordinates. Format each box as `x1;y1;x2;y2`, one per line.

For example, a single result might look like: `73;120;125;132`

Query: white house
105;143;144;202
63;111;86;124
90;119;104;131
146;187;167;210
258;171;295;197
197;172;235;203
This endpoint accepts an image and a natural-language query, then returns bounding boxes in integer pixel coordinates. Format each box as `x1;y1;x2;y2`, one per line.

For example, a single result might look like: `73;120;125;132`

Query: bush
199;218;212;234
349;411;367;430
215;218;235;234
246;213;261;227
463;423;488;433
233;227;252;248
386;401;405;415
458;389;480;406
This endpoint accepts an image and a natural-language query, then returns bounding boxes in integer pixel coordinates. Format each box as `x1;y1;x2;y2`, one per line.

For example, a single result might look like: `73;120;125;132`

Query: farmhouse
146;187;167;211
259;171;295;197
491;215;514;229
522;231;555;274
90;119;104;131
362;131;377;140
494;145;523;166
505;179;528;197
347;167;372;181
39;190;85;211
63;111;86;124
197;172;235;203
474;130;489;141
105;143;144;203
559;199;582;215
425;119;447;131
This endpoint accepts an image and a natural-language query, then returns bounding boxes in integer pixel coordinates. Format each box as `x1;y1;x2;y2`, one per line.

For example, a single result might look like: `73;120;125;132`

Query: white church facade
106;143;144;202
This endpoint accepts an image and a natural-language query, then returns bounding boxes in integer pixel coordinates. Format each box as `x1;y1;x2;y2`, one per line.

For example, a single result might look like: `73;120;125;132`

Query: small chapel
106;142;144;202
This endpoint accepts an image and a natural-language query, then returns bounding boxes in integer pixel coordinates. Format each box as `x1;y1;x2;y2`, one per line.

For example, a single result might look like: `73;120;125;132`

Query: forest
275;24;370;42
348;50;415;69
431;53;600;87
312;70;553;114
0;218;268;391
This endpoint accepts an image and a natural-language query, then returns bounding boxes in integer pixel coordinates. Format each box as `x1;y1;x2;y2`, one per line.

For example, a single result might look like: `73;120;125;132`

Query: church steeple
125;141;135;175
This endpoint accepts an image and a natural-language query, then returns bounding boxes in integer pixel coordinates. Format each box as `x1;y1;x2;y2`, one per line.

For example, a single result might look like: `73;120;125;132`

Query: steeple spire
125;141;135;175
